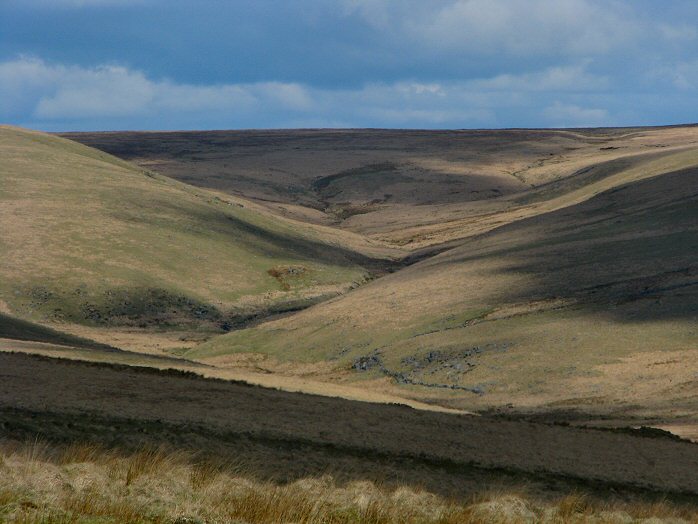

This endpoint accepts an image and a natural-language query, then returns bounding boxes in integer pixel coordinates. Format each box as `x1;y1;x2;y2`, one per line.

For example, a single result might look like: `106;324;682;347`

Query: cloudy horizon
2;0;698;131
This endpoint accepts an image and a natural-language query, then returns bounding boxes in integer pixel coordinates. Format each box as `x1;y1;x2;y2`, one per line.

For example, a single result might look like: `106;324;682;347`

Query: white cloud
0;56;63;117
543;101;610;127
152;83;256;113
643;59;698;90
35;65;155;118
467;63;608;92
344;0;641;56
255;82;314;111
659;23;697;42
0;57;311;123
395;83;445;96
342;0;394;27
14;0;149;7
0;56;622;129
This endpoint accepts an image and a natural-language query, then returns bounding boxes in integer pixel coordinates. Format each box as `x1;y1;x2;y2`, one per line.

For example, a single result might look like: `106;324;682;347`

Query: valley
1;124;697;520
59;126;698;438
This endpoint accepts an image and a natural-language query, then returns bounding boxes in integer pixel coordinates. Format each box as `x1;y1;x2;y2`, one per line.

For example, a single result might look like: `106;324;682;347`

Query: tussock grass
0;440;696;523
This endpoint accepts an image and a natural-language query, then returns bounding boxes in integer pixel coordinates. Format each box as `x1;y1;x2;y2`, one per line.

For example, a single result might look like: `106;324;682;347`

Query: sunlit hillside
0;126;394;334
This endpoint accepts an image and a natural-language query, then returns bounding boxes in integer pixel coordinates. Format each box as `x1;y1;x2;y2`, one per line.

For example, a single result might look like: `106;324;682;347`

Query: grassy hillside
190;148;698;421
0;126;393;331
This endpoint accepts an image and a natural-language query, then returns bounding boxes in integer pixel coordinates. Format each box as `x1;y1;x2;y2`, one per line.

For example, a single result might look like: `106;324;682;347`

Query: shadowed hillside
3;352;698;522
3;352;698;496
0;312;116;351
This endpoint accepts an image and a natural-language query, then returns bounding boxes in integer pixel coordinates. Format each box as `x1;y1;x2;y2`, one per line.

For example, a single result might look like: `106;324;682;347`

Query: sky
1;0;698;130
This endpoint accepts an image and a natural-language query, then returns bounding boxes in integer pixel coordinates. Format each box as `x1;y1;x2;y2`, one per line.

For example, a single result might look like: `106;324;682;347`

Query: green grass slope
190;149;698;416
0;126;390;330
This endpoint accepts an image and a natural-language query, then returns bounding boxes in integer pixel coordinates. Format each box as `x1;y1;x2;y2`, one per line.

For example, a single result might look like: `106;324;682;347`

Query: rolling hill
3;124;698;520
0;126;395;337
64;126;698;249
5;125;697;437
180;134;698;433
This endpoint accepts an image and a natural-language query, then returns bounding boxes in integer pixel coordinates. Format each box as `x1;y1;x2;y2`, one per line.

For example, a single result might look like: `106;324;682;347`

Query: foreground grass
0;441;696;523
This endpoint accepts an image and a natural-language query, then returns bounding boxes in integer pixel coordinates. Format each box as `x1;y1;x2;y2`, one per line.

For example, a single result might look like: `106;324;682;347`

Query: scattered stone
352;355;381;372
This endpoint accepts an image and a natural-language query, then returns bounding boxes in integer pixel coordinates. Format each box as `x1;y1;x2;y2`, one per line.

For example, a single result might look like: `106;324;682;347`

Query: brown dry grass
1;439;697;523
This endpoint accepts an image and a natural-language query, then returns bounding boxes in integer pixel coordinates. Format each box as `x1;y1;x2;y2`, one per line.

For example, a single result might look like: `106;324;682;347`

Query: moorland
1;124;697;521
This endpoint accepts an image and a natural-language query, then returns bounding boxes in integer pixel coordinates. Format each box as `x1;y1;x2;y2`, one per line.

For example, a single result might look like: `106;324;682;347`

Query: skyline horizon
3;1;698;131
